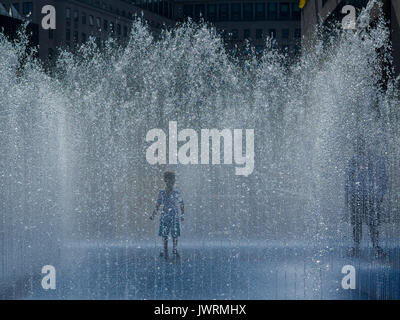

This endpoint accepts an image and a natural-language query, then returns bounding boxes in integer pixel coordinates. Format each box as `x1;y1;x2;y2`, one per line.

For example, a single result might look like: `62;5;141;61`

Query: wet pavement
4;241;399;300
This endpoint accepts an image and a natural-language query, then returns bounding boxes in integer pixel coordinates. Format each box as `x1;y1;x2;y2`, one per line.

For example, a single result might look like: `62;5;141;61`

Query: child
150;171;184;258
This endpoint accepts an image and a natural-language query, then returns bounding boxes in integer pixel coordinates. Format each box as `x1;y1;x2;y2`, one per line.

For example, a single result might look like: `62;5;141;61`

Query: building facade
172;0;301;54
0;3;39;48
301;0;400;76
1;0;302;59
2;0;175;60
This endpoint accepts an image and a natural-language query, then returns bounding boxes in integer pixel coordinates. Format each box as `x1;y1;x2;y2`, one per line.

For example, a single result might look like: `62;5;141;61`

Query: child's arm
150;202;160;220
178;191;184;221
180;203;184;221
150;191;162;220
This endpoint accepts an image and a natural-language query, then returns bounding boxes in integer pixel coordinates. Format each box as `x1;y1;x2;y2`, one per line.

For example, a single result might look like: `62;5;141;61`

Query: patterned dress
157;189;184;237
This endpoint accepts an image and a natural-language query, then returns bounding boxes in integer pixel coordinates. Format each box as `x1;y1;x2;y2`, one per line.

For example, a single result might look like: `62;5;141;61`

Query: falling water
1;1;400;299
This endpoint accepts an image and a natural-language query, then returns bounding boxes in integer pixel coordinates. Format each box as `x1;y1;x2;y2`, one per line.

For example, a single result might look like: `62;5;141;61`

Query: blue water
4;241;398;300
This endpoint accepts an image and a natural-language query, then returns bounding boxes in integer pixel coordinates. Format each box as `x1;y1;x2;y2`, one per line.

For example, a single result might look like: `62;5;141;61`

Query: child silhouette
150;171;184;259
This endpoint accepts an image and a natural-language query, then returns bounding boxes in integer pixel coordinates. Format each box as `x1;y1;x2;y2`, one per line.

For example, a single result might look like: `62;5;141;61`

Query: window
207;4;217;21
295;28;301;39
12;3;20;13
104;19;108;31
322;0;328;6
282;29;289;39
194;4;205;20
110;22;115;33
279;3;290;20
231;3;241;21
89;15;94;26
96;17;101;29
255;3;265;20
183;4;193;18
124;26;128;37
219;4;229;21
82;12;86;24
66;7;70;19
66;29;71;41
22;2;33;15
267;2;277;20
243;29;251;39
231;29;239;40
82;33;86;43
256;29;263;39
166;2;171;18
73;10;78;22
269;29;276;38
161;2;167;16
73;30;78;43
292;3;300;20
243;3;253;20
117;24;121;35
48;29;54;39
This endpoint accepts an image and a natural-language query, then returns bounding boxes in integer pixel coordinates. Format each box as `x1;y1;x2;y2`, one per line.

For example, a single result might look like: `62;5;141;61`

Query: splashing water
1;2;400;299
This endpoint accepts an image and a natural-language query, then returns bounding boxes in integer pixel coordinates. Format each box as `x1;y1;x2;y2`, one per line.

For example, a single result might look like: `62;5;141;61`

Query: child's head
163;171;175;188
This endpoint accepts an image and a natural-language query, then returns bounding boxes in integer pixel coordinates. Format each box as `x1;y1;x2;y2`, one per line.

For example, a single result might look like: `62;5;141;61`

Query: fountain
1;2;400;299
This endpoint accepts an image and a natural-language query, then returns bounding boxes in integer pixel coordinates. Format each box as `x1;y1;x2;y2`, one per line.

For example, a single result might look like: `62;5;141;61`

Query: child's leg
172;237;178;252
163;236;168;254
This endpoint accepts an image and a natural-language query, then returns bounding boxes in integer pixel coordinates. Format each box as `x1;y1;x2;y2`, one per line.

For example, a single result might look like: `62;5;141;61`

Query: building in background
172;0;301;55
1;0;302;60
2;0;174;60
0;3;39;53
301;0;400;76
